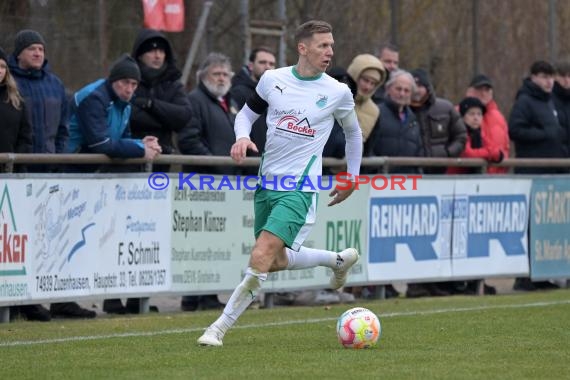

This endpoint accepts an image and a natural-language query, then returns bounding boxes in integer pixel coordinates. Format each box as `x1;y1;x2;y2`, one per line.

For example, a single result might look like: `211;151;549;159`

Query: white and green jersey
256;66;355;191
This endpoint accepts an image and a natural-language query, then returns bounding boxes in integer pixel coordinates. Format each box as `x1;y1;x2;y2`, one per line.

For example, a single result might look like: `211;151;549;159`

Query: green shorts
254;186;318;250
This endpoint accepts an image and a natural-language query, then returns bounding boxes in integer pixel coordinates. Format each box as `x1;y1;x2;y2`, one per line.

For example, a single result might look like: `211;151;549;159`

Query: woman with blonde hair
0;46;31;153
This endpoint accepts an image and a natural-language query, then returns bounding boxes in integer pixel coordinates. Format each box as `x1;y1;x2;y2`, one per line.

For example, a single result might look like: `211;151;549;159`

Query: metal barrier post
0;306;10;323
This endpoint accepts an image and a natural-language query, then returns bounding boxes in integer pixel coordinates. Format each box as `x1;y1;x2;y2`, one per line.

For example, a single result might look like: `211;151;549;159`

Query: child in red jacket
448;97;504;174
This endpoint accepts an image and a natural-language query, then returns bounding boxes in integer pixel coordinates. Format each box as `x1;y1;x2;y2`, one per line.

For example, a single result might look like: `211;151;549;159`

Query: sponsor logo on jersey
276;115;315;137
316;94;328;108
274;84;286;94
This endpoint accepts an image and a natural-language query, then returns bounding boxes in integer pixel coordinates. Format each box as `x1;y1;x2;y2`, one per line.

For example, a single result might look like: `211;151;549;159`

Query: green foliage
1;290;569;379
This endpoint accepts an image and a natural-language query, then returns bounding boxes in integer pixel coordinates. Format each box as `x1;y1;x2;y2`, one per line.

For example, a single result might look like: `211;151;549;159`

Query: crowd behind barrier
1;155;569;323
2;24;570;322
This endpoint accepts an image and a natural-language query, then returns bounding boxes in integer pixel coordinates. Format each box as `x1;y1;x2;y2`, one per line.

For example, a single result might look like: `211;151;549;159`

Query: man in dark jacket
8;30;67;158
177;52;235;311
130;29;192;162
8;29;95;321
509;60;564;292
410;68;466;174
509;60;567;174
230;47;275;160
365;69;424;174
372;43;399;106
551;61;570;162
178;52;238;175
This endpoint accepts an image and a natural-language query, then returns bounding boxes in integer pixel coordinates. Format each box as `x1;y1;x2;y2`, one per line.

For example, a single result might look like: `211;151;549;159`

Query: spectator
447;97;504;174
322;67;356;163
406;68;466;298
410;68;467;173
346;54;401;299
230;47;276;170
365;69;424;173
465;74;510;173
178;52;238;176
444;97;503;296
509;60;564;291
177;52;235;311
8;29;94;320
372;43;400;106
1;45;35;321
66;54;160;158
552;61;570;161
66;54;162;313
509;60;567;173
129;29;192;169
346;54;386;143
0;46;31;155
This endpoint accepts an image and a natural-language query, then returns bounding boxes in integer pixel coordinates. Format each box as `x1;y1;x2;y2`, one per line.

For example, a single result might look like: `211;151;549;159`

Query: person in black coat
509;60;567;174
509;60;563;291
178;52;239;175
230;47;276;173
130;29;192;163
1;46;39;321
177;52;236;311
0;47;31;155
552;61;570;165
365;69;424;174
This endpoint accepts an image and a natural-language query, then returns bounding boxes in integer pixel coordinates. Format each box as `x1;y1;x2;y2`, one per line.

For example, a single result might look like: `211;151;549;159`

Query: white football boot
329;248;359;290
197;326;224;347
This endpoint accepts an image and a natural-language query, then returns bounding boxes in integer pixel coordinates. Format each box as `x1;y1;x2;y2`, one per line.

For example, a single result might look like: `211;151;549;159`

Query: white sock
286;246;336;270
211;267;267;334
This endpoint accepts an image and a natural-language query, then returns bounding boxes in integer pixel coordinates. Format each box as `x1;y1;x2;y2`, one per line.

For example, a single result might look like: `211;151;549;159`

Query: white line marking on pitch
1;299;569;347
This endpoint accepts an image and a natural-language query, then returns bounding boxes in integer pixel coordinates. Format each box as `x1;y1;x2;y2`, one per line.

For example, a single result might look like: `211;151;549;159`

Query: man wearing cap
410;68;466;173
129;29;192;161
66;54;161;159
465;74;510;174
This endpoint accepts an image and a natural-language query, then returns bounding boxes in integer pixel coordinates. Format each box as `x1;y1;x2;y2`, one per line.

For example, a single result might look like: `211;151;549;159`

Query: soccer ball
336;307;381;349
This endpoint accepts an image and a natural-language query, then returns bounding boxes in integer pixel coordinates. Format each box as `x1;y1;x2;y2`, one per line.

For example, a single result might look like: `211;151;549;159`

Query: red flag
163;0;185;32
142;0;185;32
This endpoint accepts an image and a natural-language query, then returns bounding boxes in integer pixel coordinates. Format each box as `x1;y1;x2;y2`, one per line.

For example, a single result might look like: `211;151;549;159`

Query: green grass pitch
1;290;569;379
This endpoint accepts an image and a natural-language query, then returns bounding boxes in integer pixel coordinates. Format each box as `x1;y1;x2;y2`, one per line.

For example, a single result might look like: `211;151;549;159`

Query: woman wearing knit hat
447;96;504;175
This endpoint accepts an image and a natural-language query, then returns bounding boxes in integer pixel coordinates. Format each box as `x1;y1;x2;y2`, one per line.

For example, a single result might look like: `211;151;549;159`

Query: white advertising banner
170;175;369;293
170;181;250;293
0;177;171;305
367;178;454;282
450;178;531;277
0;182;34;304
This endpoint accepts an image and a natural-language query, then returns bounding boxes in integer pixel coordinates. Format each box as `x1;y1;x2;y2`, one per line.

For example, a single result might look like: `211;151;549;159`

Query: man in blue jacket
66;54;161;160
8;29;94;321
66;54;161;315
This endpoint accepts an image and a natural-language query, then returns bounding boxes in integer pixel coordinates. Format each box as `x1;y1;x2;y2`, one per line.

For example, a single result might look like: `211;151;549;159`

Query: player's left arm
329;109;363;206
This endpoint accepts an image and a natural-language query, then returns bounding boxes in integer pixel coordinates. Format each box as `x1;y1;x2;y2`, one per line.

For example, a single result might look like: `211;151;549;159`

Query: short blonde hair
294;20;332;44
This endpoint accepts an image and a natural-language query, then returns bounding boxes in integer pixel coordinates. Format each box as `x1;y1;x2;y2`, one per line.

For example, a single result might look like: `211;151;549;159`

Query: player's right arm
232;103;260;163
232;88;269;163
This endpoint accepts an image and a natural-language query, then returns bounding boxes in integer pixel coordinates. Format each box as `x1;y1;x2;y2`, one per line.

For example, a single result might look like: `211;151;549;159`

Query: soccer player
197;20;363;347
